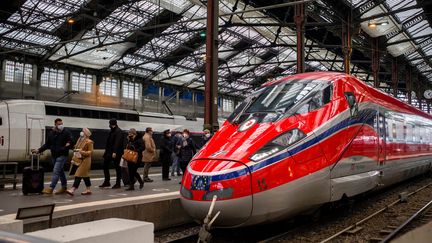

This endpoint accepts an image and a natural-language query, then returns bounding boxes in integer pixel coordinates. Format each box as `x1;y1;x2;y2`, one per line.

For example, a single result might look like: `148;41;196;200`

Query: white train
0;99;219;163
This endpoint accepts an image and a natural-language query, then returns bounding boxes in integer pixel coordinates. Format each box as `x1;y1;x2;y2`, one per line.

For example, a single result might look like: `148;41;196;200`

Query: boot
42;188;53;194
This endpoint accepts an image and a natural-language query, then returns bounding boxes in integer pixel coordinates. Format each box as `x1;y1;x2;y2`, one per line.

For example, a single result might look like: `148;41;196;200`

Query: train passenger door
376;112;386;166
26;115;45;156
0;102;9;161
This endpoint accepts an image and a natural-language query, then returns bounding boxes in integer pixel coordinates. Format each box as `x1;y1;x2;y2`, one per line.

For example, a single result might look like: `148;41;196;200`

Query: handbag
122;148;138;163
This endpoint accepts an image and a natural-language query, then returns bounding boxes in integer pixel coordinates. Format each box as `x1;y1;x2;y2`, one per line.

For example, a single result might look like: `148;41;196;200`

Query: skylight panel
7;0;86;32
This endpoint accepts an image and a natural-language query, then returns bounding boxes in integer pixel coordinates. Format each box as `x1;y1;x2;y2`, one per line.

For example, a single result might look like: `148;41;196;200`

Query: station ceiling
0;0;431;97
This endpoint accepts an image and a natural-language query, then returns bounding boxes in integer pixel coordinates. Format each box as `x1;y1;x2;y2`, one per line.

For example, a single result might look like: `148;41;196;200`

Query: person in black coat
160;129;173;180
125;128;144;191
179;129;197;174
100;119;124;189
33;118;73;194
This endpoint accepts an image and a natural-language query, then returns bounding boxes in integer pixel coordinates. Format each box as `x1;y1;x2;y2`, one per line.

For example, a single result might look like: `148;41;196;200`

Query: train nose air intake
180;160;253;227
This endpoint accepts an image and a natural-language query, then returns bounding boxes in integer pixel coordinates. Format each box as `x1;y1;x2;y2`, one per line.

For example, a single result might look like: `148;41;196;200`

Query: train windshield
227;79;330;124
245;80;326;113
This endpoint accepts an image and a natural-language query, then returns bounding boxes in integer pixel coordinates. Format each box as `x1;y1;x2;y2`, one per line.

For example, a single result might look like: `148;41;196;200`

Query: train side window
322;85;333;104
0;117;2;126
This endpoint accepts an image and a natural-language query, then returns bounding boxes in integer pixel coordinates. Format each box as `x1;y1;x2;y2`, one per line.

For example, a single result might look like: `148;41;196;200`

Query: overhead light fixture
368;20;389;28
67;18;76;25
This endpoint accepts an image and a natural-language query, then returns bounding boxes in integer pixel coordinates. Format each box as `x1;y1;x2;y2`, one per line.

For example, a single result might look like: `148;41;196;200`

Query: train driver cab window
296;84;333;114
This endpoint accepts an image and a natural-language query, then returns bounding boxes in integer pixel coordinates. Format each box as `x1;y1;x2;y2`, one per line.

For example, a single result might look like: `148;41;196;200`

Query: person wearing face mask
32;118;73;194
160;130;173;181
179;129;197;174
171;131;183;177
66;128;93;196
100;119;124;189
198;129;212;149
125;128;144;191
142;127;156;182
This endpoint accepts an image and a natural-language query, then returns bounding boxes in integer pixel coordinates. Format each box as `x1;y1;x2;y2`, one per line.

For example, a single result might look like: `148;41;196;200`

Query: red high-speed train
180;72;432;227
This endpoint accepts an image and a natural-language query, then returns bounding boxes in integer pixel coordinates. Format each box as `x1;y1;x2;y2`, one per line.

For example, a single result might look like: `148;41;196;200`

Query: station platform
393;220;432;243
0;168;193;233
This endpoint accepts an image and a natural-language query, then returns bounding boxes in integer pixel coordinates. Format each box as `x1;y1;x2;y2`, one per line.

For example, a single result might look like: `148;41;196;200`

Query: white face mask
205;133;211;138
80;131;85;137
183;133;188;138
57;125;64;131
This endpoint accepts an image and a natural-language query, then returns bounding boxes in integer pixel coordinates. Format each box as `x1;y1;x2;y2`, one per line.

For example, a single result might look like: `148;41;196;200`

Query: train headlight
250;128;306;162
203;188;234;201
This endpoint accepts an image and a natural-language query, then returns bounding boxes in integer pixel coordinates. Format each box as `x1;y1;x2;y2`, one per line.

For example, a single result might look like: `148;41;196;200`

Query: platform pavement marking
1;191;181;220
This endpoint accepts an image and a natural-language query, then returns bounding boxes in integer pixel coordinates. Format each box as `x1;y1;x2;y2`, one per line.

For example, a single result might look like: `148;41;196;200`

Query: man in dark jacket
100;119;124;189
125;128;144;191
160;130;172;181
171;131;182;177
33;118;73;194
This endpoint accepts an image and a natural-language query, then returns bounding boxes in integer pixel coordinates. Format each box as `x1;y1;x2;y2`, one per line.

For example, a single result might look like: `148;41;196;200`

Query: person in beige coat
66;128;94;196
142;127;156;182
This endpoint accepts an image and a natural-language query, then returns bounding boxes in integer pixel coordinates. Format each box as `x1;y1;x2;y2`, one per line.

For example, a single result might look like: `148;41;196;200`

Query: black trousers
103;156;121;185
73;177;91;188
180;160;189;174
162;159;170;179
127;162;143;186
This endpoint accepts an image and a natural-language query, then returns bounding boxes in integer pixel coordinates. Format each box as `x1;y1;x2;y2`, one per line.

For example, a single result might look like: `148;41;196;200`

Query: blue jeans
50;156;67;189
171;153;181;176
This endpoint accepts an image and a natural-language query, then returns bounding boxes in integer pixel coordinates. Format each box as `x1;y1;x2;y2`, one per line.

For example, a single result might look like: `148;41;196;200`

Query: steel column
295;3;305;73
342;12;352;74
204;0;219;132
372;38;380;88
407;67;412;104
392;59;398;97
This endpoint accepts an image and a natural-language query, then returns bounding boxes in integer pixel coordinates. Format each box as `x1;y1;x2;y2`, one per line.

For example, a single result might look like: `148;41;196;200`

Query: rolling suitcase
22;154;44;195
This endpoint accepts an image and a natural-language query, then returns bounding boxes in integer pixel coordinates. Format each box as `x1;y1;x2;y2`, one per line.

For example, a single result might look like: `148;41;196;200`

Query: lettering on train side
257;178;268;191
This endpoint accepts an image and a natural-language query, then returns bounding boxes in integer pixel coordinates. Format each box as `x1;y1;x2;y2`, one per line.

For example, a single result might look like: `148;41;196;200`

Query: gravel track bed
156;174;432;243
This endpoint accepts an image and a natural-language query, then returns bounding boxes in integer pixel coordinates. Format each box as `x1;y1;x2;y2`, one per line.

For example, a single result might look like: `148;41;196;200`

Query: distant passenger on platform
160;129;173;181
125;128;144;191
66;128;93;196
142;127;156;182
32;118;73;194
100;119;124;189
171;131;183;177
198;129;212;149
179;129;197;174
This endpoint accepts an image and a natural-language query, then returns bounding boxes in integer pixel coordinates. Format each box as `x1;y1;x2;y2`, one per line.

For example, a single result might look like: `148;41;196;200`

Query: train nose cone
180;160;253;227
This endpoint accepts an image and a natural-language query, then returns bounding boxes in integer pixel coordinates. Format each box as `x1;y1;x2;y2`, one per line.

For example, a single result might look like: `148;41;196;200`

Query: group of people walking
32;118;212;195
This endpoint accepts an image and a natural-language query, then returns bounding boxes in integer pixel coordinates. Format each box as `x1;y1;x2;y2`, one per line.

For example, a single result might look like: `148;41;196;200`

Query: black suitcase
22;154;44;195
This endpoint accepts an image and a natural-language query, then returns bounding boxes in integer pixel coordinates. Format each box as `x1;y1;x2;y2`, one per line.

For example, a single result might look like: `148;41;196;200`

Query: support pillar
372;38;380;88
407;67;412;104
342;13;352;74
392;59;398;97
294;3;305;73
204;0;219;132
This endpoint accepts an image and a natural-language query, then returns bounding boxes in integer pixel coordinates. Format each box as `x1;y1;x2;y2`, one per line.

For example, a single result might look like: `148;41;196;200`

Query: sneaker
144;178;153;182
66;189;74;196
42;188;53;194
125;186;135;191
111;184;121;189
55;188;67;194
81;190;92;195
163;178;171;181
99;182;111;188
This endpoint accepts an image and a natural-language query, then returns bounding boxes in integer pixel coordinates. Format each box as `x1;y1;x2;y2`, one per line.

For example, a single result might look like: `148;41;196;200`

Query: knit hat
83;128;92;137
109;118;117;126
129;128;137;135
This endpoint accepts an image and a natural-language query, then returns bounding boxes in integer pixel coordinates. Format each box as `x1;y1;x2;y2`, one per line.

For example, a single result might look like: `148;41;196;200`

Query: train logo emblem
238;118;257;132
191;175;211;190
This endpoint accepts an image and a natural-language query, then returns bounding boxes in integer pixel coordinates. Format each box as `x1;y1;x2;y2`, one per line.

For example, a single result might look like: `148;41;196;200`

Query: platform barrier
26;218;153;243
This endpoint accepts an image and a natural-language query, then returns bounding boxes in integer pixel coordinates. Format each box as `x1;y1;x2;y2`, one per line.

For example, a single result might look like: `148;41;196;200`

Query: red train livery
180;72;432;227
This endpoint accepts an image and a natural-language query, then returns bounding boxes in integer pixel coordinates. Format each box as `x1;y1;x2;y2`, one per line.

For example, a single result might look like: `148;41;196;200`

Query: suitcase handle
30;153;40;170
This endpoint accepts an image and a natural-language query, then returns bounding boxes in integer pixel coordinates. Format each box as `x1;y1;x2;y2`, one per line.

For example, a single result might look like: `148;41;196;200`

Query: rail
319;182;432;243
380;198;432;243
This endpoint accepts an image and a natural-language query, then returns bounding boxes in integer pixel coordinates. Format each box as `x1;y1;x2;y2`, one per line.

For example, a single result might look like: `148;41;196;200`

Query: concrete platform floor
0;167;183;216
